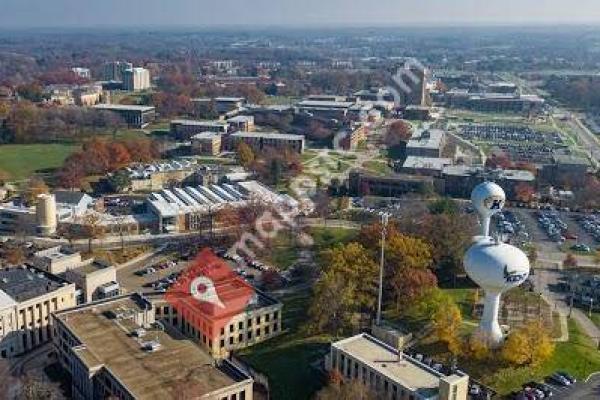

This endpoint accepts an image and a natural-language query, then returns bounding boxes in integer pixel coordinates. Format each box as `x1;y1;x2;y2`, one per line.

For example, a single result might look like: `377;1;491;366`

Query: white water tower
471;181;505;237
465;182;530;347
464;238;530;346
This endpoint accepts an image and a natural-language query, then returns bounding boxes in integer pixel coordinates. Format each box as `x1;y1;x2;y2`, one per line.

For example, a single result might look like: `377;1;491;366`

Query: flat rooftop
171;119;228;127
0;267;69;302
333;334;459;398
93;104;155;112
407;129;445;150
403;156;453;171
56;296;248;399
230;131;305;141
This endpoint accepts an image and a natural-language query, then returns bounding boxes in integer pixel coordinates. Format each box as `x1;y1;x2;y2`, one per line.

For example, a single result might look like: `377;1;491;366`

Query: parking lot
458;124;566;164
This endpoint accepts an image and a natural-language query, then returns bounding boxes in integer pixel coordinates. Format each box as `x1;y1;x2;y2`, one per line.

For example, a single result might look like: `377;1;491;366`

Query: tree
411;213;475;284
433;302;462;355
515;183;535;203
314;190;331;223
237;142;255;168
81;213;104;252
385;120;412;145
466;335;490;361
485;152;512;169
108;170;132;193
501;322;555;366
392;267;438;311
314;378;379;400
309;243;378;334
22;177;49;205
563;253;578;268
428;197;459;215
4;246;25;266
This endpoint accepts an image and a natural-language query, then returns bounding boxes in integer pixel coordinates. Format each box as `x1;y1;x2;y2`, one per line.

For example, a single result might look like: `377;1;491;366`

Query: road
535;269;600;343
572;116;600;167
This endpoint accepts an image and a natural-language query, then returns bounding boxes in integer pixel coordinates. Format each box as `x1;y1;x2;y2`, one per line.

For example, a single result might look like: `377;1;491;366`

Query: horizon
3;0;600;29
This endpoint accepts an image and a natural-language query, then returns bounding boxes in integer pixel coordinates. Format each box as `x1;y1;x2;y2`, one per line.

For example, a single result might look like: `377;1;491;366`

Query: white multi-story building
53;294;254;400
122;67;151;92
326;333;469;400
0;267;76;358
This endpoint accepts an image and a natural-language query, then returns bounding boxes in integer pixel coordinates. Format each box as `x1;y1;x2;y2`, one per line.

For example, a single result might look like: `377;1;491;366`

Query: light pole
376;213;389;326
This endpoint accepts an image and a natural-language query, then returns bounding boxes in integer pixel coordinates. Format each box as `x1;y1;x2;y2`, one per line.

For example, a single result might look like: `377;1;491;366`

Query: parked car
547;373;571;386
523;382;553;397
557;371;576;384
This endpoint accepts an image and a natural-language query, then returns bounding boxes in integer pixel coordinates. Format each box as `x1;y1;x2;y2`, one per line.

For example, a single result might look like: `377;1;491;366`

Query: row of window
333;351;417;400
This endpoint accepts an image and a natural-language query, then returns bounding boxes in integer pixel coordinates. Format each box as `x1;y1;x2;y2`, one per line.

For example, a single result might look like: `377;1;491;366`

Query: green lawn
0;143;79;181
483;319;600;395
362;160;392;176
238;291;332;400
308;226;359;253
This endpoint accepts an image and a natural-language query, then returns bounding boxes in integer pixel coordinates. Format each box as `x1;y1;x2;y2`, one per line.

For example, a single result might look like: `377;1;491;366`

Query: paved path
536;269;600;343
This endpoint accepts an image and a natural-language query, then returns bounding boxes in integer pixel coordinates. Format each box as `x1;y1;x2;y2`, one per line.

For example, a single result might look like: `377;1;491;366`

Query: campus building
92;104;156;128
227;115;255;132
446;90;545;114
122;67;151;92
0;267;76;358
146;180;297;232
170;119;230;140
296;99;355;120
406;129;446;158
228;132;305;154
154;287;283;359
192;132;223;156
348;170;437;197
326;333;469;400
52;294;254;400
103;61;133;82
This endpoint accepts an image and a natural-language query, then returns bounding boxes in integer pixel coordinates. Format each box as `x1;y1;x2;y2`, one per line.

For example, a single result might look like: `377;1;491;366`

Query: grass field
238;291;333;400
483;319;600;395
0;143;79;181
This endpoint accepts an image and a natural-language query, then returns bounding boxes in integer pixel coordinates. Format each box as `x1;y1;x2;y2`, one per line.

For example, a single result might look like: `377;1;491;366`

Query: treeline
56;138;160;189
544;76;600;109
0;102;124;144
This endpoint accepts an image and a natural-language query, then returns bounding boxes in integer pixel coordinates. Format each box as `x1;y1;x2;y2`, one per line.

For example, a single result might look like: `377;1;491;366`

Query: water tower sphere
464;238;530;346
471;182;506;237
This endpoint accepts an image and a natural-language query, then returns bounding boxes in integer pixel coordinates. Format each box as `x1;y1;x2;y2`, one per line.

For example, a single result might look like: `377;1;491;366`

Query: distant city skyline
2;0;600;28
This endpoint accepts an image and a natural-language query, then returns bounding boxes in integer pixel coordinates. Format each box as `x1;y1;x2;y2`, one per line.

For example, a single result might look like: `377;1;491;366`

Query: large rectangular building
228;131;305;154
406;129;446;158
52;294;254;400
326;334;469;400
154;288;282;359
0;267;76;358
122;67;151;92
93;104;156;128
170;119;230;140
146;180;295;232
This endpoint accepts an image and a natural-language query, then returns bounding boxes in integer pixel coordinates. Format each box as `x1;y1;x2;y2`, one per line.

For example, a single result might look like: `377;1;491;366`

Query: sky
3;0;600;28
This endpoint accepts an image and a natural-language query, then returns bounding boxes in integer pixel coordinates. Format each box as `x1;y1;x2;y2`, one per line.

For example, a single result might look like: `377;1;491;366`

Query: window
256;328;261;337
256;316;260;324
265;314;270;322
229;324;234;333
240;390;245;400
220;327;225;335
247;331;252;340
265;326;270;335
229;337;234;345
238;321;243;330
274;311;279;320
220;339;225;348
238;334;243;342
247;319;252;327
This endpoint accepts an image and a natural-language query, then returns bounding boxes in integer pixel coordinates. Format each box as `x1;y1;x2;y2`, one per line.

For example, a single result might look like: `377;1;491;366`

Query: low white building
326;333;469;400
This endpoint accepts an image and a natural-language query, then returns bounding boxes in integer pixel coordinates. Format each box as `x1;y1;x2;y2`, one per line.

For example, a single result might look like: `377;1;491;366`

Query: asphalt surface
545;374;600;399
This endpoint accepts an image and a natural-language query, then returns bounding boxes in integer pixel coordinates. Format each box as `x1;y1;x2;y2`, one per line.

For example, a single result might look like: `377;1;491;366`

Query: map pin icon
190;276;226;308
